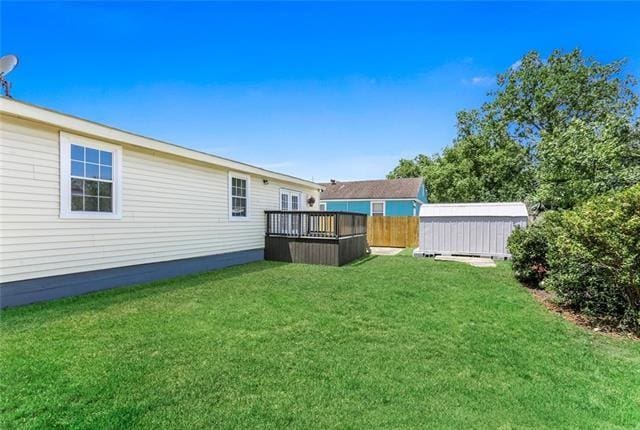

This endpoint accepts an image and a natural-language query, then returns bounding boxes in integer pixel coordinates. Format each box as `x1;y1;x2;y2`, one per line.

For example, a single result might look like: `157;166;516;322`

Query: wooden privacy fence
367;216;419;248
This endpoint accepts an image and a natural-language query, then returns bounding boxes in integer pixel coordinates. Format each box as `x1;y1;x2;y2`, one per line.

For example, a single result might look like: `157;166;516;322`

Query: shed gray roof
320;178;423;200
419;202;528;218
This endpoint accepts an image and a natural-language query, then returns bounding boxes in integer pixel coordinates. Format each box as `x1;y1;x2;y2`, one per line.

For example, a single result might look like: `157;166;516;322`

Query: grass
1;253;639;429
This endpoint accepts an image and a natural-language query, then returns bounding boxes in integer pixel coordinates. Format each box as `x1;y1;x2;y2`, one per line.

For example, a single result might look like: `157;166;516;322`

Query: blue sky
2;2;640;182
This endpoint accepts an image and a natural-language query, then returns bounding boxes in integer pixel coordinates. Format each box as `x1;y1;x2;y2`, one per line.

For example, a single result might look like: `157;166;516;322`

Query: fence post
352;214;355;237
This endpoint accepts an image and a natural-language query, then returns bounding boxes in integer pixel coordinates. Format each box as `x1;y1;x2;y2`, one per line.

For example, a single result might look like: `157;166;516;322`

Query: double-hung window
371;201;385;217
229;172;250;220
60;133;122;219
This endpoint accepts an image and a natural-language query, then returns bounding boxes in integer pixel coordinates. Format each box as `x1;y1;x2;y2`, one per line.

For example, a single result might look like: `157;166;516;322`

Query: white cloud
461;75;496;86
510;59;522;71
471;76;495;85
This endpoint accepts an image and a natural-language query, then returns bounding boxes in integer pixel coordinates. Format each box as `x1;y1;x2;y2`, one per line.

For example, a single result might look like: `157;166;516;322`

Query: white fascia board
320;198;420;202
0;97;323;191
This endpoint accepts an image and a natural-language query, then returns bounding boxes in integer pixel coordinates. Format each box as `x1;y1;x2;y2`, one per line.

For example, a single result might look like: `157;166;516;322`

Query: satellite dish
0;55;18;76
0;54;19;98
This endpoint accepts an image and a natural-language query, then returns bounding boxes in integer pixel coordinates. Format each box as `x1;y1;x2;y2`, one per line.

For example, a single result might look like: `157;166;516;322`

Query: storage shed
414;202;528;259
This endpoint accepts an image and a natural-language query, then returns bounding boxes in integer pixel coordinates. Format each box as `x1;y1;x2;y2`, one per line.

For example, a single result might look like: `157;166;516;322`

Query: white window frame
281;192;289;211
291;192;300;211
59;132;123;219
279;189;301;211
319;202;327;211
370;200;385;216
228;171;250;221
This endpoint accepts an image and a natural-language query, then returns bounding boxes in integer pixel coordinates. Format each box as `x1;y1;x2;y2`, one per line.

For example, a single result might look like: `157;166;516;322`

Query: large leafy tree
493;50;637;154
388;154;431;180
389;49;639;208
536;116;640;209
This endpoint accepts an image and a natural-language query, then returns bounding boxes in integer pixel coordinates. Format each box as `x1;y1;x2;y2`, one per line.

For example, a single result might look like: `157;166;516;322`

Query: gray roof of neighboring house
320;178;424;200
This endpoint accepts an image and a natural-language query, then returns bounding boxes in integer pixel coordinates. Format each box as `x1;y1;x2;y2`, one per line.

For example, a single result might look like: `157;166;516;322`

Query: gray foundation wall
0;248;264;308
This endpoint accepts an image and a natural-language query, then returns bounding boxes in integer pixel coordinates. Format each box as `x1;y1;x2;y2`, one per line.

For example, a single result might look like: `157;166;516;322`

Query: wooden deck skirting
264;211;368;266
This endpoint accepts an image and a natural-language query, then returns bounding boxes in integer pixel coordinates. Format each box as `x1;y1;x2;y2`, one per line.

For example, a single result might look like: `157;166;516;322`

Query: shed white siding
0;114;319;283
417;203;528;259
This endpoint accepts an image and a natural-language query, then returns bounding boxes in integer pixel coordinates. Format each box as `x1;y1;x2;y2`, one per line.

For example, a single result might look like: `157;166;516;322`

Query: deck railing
265;211;367;239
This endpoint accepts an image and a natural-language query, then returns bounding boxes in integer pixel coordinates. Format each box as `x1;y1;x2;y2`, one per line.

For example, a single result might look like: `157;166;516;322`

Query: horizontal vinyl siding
417;183;427;203
0;115;318;283
345;201;370;215
384;200;416;216
325;201;349;212
325;201;370;214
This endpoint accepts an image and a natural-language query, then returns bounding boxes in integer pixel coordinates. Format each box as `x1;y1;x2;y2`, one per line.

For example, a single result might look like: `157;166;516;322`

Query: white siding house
0;98;322;306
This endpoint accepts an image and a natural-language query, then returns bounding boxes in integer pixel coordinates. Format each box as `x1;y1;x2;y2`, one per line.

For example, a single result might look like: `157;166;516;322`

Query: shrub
546;185;640;333
507;218;553;288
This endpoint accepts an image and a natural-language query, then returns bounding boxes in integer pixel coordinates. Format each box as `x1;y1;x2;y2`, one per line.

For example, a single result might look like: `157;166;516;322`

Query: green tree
494;50;637;154
387;154;431;180
428;109;533;202
389;110;533;203
390;49;639;208
537;117;640;209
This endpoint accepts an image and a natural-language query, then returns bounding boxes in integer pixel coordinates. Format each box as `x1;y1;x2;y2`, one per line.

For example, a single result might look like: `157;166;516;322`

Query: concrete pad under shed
434;256;496;267
370;247;404;256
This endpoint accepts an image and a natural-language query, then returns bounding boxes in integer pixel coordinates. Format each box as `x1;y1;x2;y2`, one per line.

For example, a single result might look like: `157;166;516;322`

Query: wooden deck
264;211;368;266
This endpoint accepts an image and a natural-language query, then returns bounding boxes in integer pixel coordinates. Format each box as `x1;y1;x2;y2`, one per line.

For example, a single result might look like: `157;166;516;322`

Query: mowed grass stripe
1;254;639;429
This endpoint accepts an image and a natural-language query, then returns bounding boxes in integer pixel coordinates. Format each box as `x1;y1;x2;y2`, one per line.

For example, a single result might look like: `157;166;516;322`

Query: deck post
266;212;271;237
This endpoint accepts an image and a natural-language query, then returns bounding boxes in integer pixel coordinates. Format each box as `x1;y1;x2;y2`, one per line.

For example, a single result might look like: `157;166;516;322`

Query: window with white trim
279;189;301;211
229;172;249;219
60;133;122;219
371;201;385;216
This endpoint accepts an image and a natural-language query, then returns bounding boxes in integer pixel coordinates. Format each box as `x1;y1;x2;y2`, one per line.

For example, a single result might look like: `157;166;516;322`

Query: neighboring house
319;178;427;216
0;97;322;307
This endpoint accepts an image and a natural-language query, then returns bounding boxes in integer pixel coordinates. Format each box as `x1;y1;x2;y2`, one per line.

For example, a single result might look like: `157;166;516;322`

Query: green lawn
2;254;639;429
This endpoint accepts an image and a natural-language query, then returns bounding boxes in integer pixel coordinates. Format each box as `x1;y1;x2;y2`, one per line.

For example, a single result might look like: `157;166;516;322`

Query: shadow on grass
347;254;379;266
0;261;285;326
393;248;416;257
